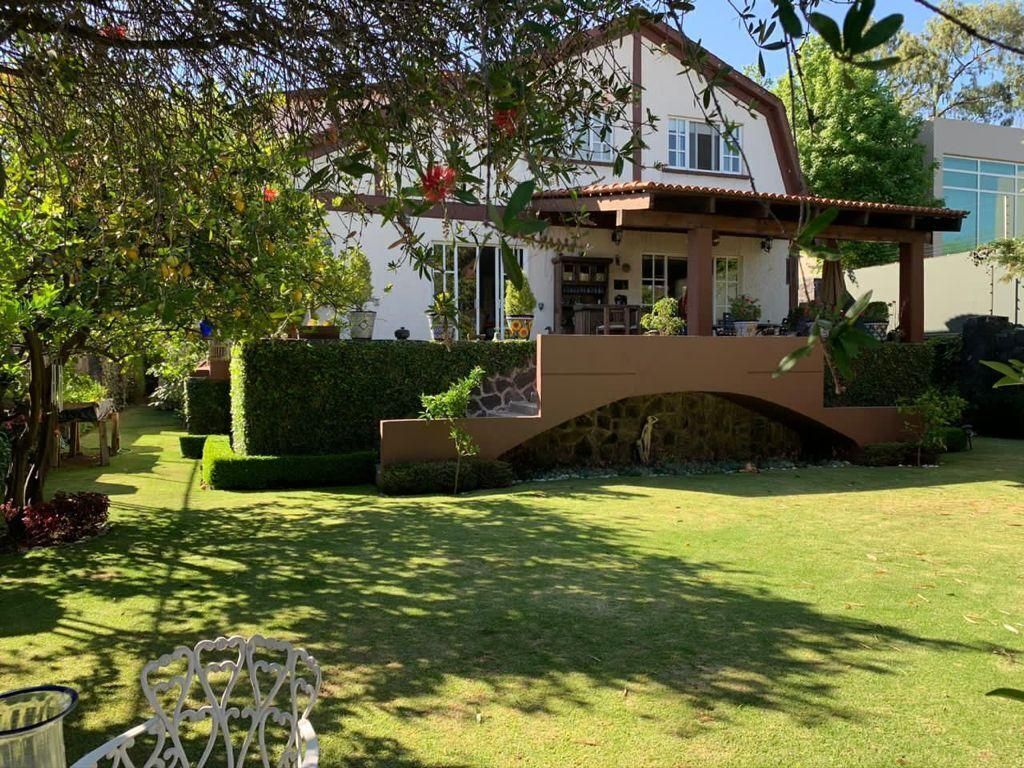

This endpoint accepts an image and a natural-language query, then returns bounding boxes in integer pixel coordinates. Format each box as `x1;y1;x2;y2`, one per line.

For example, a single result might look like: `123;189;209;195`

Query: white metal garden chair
70;635;322;768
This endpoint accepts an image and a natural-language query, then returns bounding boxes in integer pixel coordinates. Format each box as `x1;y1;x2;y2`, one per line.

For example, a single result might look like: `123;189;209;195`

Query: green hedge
184;378;231;435
379;459;515;496
826;337;962;407
231;340;535;455
856;442;939;467
179;435;208;459
935;426;969;453
202;435;375;490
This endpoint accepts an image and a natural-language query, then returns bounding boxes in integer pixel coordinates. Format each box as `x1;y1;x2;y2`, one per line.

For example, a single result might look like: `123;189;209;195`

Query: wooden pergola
532;182;967;342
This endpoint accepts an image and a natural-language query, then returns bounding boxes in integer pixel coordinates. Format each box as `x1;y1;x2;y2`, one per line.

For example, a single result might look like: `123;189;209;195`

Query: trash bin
0;685;77;768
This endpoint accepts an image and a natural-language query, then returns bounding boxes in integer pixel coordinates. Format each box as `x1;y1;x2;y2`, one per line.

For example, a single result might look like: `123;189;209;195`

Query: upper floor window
941;155;1024;255
666;118;743;175
575;118;614;163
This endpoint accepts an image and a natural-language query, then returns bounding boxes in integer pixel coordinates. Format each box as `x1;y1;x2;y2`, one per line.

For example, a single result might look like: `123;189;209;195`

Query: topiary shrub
202;435;375;490
184;378;231;435
934;426;969;453
179;435;208;459
231;339;535;455
378;458;514;496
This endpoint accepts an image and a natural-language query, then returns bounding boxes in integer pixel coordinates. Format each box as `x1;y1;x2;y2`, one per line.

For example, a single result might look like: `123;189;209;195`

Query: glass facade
665;118;744;175
941;155;1024;254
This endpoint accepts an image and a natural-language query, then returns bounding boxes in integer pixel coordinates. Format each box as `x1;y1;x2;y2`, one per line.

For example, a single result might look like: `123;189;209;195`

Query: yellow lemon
291;289;303;303
180;263;193;277
125;246;139;262
233;192;246;213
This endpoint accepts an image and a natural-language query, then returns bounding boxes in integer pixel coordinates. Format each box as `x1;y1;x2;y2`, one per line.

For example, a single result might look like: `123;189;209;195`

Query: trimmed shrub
379;458;515;496
855;442;939;467
935;426;969;453
958;316;1024;437
184;378;231;435
179;435;208;459
826;337;962;407
202;435;375;490
231;339;535;455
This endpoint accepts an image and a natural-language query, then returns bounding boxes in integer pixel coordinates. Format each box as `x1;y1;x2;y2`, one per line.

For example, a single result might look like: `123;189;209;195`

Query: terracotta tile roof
533;181;968;219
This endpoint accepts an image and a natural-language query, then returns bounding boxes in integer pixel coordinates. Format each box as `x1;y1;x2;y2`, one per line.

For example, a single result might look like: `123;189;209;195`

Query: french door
431;243;525;340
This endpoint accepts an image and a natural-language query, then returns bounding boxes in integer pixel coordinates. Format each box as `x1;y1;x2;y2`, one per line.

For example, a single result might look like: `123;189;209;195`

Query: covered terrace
531;182;967;342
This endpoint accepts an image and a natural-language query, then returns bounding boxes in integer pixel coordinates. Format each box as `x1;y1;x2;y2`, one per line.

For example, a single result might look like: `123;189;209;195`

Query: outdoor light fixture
760;237;773;254
611;228;624;244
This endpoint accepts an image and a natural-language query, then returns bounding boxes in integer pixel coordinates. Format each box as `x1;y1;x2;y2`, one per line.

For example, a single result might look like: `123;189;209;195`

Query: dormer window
667;118;743;174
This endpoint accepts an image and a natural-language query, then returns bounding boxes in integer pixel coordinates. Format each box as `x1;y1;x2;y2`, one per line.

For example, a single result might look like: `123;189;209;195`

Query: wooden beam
899;241;925;343
531;193;654;214
688;228;715;336
614;210;931;244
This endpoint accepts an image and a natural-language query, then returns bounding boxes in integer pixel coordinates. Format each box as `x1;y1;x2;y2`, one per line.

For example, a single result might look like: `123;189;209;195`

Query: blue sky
681;0;985;79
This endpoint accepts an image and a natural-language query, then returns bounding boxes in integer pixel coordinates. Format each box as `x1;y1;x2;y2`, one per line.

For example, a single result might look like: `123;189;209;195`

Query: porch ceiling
531;182;967;244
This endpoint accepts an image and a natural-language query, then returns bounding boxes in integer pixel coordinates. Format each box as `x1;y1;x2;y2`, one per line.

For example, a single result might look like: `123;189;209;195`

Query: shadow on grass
1;409;1005;766
3;488;981;765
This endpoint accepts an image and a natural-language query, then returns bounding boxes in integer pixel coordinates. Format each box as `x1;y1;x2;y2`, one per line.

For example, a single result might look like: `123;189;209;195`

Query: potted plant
729;294;762;337
504;277;536;339
427;291;457;343
344;249;377;340
640;297;685;336
860;300;890;340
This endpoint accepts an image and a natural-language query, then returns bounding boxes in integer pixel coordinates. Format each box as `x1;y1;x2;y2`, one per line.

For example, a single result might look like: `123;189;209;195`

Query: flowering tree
0;91;347;509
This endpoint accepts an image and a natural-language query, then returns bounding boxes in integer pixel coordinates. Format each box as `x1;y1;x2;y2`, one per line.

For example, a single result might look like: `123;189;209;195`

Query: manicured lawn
2;408;1023;767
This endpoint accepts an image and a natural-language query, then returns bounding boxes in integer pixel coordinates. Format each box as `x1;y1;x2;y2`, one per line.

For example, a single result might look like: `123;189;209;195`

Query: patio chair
70;635;322;768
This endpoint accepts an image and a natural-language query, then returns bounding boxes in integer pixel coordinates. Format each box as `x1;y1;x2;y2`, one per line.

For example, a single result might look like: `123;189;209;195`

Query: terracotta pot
506;315;534;340
733;320;759;337
348;310;376;340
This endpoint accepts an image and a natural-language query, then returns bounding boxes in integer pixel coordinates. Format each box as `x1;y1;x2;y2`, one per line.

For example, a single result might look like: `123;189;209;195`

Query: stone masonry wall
504;392;803;468
469;365;538;417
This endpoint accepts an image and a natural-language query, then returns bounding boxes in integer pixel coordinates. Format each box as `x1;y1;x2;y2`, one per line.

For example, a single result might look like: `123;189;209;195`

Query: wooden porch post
687;227;714;336
898;240;924;343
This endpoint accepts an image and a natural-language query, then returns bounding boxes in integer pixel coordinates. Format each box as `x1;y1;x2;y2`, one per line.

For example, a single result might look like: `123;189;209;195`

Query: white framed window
666;118;744;174
575;118;614;163
667;118;686;169
714;256;740;321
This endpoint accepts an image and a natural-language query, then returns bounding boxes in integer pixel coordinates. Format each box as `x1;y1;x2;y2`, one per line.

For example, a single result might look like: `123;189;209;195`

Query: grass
2;407;1023;767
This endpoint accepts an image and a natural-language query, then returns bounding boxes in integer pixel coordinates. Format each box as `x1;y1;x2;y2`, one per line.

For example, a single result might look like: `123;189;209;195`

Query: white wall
851;251;1021;333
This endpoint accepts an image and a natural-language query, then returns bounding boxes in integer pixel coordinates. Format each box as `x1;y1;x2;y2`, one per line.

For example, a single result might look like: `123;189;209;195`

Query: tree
773;36;938;270
0;90;356;510
887;0;1024;126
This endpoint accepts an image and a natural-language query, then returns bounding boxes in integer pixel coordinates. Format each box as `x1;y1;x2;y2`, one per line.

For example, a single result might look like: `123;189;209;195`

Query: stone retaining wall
503;391;802;468
469;365;538;416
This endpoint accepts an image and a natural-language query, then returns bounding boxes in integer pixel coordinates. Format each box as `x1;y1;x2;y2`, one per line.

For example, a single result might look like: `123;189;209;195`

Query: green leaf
844;290;873;322
807;13;842;52
987;688;1024;703
773;344;814;378
856;14;903;54
503;179;536;226
796;208;839;245
500;240;525;290
853;57;902;72
843;0;873;49
776;0;804;38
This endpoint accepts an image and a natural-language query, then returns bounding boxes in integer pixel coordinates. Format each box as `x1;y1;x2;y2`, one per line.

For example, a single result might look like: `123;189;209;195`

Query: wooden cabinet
554;257;612;332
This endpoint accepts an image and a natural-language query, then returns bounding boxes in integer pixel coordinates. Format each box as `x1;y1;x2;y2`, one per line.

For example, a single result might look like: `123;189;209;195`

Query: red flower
99;24;127;40
262;186;279;203
493;108;518;136
421;165;457;203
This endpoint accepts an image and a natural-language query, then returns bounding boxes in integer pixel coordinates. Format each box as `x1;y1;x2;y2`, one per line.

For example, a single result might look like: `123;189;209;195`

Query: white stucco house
316;17;961;342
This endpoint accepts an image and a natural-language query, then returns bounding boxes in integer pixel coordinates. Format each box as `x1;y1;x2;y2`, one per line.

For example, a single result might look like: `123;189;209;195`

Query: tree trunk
7;330;55;509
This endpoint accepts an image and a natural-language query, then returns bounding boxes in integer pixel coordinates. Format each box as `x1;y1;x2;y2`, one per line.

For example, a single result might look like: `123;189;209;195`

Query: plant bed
855;442;940;467
202;435;375;490
2;491;110;548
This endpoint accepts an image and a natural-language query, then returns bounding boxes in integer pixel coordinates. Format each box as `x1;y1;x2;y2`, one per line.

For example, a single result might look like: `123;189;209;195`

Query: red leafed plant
493;107;518;136
2;492;110;547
